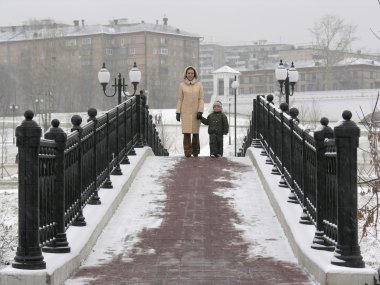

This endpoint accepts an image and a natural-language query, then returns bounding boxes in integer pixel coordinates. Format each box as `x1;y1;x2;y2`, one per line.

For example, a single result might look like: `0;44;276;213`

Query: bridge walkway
64;153;314;285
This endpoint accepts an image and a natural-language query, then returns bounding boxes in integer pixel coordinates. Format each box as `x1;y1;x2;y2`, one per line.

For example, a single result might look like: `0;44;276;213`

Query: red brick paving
66;157;315;285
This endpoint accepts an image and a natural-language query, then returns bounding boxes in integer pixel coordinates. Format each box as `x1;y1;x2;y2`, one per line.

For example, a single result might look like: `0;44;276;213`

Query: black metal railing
240;94;365;268
12;93;168;270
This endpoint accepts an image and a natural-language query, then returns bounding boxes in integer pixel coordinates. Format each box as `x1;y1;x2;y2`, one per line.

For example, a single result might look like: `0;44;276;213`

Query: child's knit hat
213;100;223;109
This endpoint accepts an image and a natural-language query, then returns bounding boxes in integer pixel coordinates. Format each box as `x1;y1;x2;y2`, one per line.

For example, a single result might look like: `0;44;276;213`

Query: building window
160;38;167;45
218;79;224;95
81;49;91;56
160;48;169;55
153;48;158;55
65;39;77;46
129;48;136;55
82;38;91;45
106;48;113;56
106;39;115;45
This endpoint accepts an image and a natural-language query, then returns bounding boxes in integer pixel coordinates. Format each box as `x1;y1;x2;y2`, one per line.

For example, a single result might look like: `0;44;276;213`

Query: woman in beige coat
176;66;205;157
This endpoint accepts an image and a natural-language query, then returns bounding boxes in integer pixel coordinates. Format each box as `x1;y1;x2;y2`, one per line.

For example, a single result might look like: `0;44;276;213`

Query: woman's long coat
176;78;205;134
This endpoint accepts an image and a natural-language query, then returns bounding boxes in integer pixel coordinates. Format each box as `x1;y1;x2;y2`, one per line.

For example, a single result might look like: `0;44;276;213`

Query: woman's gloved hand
197;112;203;120
176;113;181;122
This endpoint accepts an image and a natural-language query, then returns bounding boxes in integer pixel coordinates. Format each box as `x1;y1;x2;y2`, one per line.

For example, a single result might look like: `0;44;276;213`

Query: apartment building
0;17;200;113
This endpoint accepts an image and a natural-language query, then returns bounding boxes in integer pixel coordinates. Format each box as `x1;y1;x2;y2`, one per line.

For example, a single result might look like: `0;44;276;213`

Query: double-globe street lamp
98;62;142;104
97;62;142;177
231;76;239;157
9;104;19;144
275;59;299;107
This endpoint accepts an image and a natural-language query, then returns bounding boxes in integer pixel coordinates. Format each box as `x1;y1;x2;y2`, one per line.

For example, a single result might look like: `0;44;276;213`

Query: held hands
176;112;202;121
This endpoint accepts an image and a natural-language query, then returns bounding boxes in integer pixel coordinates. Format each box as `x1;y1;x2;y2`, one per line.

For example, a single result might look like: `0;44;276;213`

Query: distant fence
12;92;168;270
240;94;365;268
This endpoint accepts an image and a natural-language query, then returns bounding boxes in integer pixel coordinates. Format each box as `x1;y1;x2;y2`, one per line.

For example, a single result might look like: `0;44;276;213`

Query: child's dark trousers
209;133;224;156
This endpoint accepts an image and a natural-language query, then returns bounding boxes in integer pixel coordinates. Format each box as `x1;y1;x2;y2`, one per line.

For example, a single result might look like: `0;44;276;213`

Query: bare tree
0;191;18;267
156;112;175;152
0;212;17;266
310;14;357;90
370;0;380;40
291;98;320;130
358;93;380;241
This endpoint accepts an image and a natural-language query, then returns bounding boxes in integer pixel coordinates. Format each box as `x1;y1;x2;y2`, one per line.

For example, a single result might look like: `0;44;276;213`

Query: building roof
336;57;380;66
291;58;380;69
212;65;241;75
0;21;200;42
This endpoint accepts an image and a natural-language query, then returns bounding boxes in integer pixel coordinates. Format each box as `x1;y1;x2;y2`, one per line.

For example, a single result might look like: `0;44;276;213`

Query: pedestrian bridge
0;94;377;285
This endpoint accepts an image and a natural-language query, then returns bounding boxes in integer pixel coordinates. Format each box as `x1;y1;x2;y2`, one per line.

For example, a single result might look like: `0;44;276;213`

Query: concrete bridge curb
0;147;154;285
246;147;377;285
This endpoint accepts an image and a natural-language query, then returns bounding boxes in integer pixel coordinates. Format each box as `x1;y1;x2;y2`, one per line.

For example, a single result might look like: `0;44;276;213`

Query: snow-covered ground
0;108;379;276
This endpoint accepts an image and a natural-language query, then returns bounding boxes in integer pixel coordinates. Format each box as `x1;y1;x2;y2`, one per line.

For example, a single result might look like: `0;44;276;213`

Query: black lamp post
9;104;19;144
97;62;142;176
98;62;141;104
231;76;239;157
275;59;299;106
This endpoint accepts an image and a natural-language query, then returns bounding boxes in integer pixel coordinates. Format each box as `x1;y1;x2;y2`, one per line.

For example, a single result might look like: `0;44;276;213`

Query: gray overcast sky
0;0;379;53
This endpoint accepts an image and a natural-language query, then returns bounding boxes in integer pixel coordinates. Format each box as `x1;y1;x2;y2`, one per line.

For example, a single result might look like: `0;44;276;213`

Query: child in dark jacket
201;101;229;157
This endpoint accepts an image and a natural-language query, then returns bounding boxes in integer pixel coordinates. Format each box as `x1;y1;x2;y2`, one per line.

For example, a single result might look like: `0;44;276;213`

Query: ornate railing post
129;98;137;156
253;96;261;147
278;102;289;188
102;112;113;188
299;130;313;225
71;115;86;227
121;102;130;165
312;117;335;251
12;110;46;269
270;97;281;176
331;110;364;268
144;105;150;146
288;107;299;203
134;91;144;148
252;97;261;148
111;106;123;175
42;119;71;253
140;90;148;146
148;115;153;146
154;127;159;154
87;108;101;205
261;94;273;156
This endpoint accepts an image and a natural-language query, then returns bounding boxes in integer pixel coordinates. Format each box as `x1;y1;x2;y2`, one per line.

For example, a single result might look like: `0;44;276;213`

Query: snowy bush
0;191;17;268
